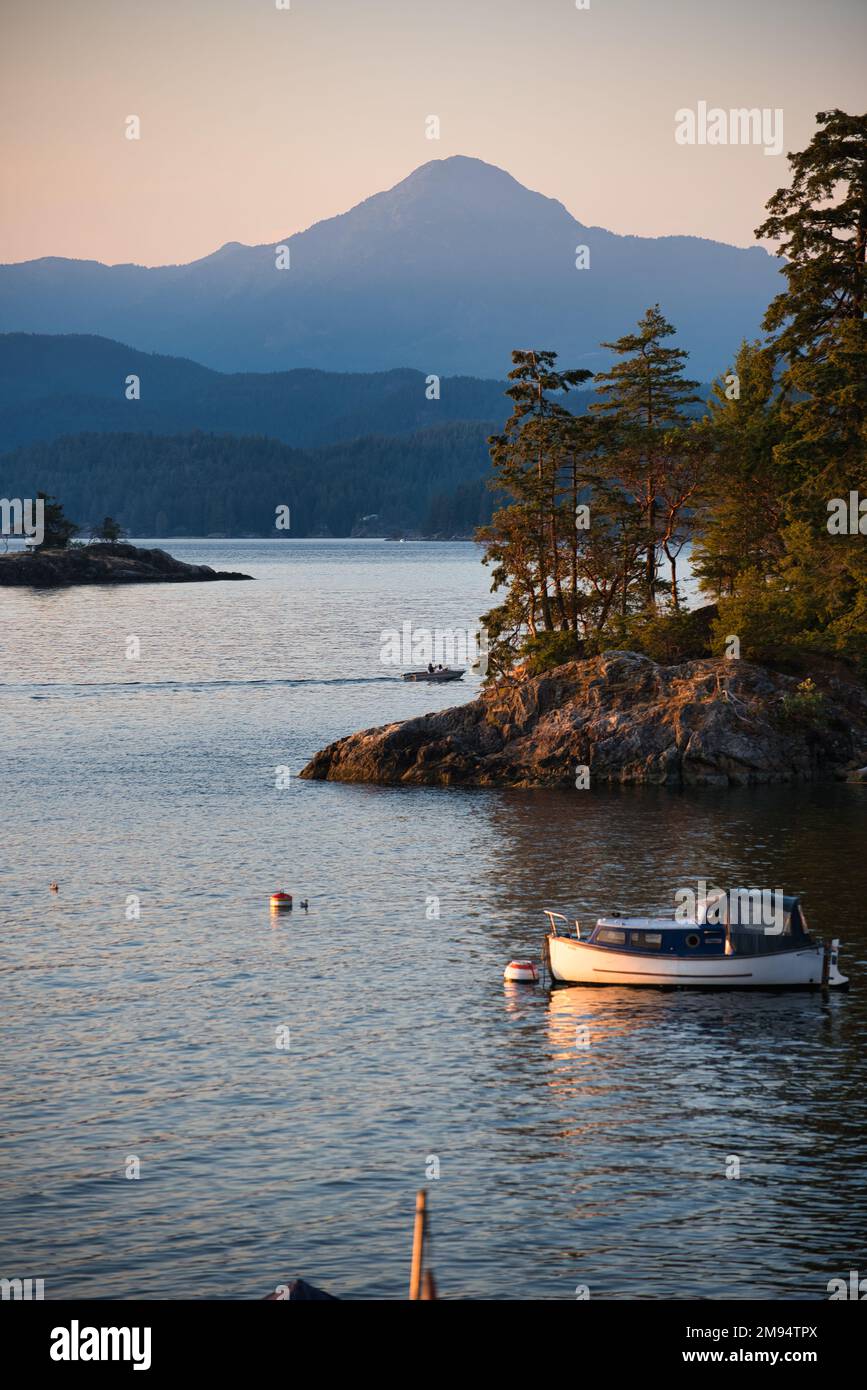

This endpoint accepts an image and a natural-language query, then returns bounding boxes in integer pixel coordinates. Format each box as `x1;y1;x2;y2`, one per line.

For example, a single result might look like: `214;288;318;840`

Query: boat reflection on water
494;968;860;1298
539;976;852;1112
545;978;672;1059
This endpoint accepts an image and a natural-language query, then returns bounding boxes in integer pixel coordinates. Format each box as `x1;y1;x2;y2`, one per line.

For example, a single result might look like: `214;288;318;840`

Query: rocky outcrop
300;651;867;788
0;542;252;586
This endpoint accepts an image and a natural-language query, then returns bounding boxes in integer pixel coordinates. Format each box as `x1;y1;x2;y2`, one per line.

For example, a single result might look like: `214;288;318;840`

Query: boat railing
544;910;570;936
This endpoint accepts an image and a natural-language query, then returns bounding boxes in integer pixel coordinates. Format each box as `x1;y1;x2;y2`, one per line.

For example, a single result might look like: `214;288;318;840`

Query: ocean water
1;539;866;1301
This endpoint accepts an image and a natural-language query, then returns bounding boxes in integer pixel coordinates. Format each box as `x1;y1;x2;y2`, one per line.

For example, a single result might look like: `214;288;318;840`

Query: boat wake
6;676;400;700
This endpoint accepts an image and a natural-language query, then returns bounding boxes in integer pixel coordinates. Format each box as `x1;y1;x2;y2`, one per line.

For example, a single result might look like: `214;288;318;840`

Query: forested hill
0;333;513;451
0;426;499;538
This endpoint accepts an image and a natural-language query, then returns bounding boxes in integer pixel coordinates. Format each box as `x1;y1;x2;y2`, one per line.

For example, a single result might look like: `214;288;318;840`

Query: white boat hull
548;935;848;988
401;669;464;682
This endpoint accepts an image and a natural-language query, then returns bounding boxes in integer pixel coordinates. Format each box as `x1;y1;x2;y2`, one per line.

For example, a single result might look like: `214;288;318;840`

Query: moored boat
543;892;847;988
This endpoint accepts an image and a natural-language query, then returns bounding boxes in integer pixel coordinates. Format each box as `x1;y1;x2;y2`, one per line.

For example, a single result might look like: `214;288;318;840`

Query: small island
0;496;252;586
304;115;867;793
0;541;252;587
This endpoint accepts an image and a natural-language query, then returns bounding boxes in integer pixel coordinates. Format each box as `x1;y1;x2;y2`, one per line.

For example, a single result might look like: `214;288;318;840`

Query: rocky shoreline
300;651;867;788
0;542;253;587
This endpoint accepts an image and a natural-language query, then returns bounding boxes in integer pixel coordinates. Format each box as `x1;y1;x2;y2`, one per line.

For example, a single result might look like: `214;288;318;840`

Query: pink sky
1;0;865;266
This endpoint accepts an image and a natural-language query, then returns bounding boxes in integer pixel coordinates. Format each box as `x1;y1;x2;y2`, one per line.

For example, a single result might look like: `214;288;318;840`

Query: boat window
597;928;626;945
631;931;662;949
703;933;724;946
685;932;701;948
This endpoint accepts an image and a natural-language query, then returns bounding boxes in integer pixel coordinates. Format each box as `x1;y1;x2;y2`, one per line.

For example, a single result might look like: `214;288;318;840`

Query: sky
1;0;865;267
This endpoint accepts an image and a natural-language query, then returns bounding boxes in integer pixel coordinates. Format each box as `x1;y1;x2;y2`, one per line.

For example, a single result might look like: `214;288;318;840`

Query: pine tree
756;108;867;509
93;516;125;543
727;108;867;672
590;307;702;606
35;491;78;550
692;341;786;598
484;350;591;638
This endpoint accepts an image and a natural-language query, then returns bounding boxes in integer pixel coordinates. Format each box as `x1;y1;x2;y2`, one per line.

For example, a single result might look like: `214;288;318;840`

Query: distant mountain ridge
0;156;783;379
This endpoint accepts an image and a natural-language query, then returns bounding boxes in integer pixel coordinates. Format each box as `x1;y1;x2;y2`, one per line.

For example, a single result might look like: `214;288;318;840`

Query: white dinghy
543;890;847;989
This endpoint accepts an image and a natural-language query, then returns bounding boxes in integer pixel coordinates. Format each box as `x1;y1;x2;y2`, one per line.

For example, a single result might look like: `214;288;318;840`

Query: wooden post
409;1189;426;1300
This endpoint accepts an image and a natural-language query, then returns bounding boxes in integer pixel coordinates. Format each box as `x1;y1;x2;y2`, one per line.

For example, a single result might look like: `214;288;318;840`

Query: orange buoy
270;891;293;912
504;959;539;984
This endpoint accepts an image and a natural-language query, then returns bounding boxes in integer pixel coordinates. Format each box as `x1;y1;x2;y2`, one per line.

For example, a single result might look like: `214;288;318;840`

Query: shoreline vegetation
303;110;867;789
474;116;866;685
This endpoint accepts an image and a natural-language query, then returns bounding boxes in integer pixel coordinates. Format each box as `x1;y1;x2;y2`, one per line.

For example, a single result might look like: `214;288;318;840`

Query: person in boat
427;662;434;673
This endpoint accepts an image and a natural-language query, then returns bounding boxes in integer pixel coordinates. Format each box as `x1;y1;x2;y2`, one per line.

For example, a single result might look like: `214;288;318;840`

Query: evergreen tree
756;108;867;508
716;108;867;672
484;350;591;640
93;516;125;543
590;306;702;606
35;491;78;550
692;341;786;598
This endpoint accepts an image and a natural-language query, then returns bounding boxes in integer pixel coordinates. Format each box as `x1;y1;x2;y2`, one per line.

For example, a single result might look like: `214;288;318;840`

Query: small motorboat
402;668;465;683
543;891;848;989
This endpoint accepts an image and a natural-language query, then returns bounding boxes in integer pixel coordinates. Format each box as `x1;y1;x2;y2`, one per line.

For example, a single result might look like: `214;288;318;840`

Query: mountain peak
390;154;563;208
327;154;576;242
401;154;521;184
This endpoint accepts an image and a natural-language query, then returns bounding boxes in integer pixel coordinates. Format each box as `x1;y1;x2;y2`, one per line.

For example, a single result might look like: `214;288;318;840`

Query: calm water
1;539;866;1301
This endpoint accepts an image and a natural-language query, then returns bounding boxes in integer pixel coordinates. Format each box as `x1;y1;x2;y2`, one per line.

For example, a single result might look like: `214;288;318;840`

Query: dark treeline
0;422;498;538
478;110;867;679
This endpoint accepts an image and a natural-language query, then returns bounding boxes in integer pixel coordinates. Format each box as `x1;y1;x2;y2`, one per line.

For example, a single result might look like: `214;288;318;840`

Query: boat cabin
546;894;812;958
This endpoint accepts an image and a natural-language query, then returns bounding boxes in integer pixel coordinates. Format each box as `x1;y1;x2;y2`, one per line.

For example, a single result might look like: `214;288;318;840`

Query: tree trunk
667;546;679;608
645;497;657;606
570;456;579;632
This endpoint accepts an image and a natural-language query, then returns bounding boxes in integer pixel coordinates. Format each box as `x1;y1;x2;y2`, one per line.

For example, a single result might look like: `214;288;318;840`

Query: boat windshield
698;890;806;939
